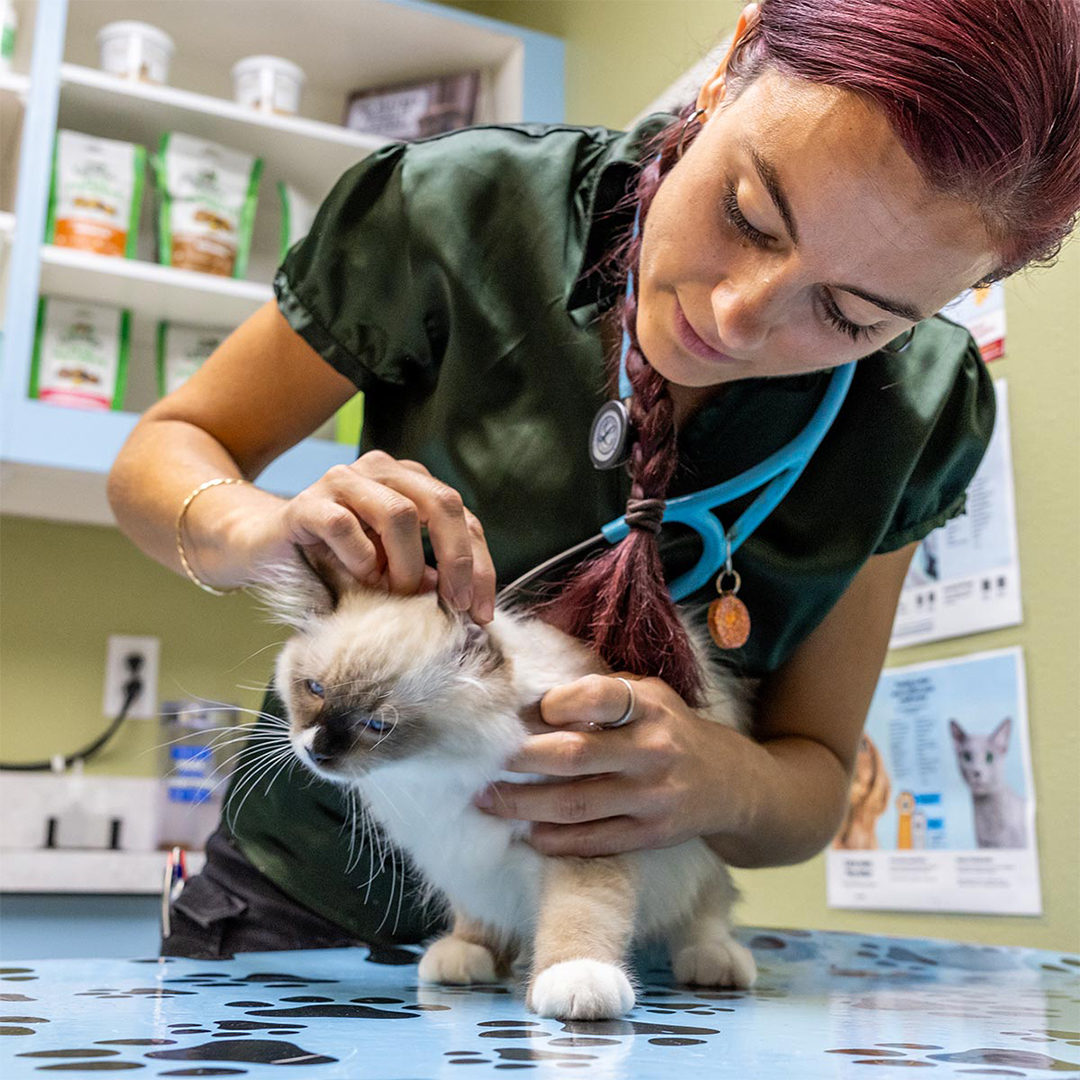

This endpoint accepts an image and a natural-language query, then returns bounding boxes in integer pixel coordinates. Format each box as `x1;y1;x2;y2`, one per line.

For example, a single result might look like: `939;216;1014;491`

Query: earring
882;326;916;354
676;108;706;160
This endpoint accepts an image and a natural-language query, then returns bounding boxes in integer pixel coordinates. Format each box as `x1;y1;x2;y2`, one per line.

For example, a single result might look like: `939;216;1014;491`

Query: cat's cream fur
258;558;757;1021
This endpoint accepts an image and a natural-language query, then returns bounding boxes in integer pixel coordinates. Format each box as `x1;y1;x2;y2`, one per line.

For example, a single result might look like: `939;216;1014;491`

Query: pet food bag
277;181;318;263
154;133;263;277
1;0;17;73
30;297;130;410
156;321;228;397
46;129;146;258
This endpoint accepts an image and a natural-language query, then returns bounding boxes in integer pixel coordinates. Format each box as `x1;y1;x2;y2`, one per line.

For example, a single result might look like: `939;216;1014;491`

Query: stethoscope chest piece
589;398;633;470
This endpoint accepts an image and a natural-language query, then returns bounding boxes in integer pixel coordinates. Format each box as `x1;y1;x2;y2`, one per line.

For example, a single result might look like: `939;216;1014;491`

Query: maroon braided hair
533;104;709;709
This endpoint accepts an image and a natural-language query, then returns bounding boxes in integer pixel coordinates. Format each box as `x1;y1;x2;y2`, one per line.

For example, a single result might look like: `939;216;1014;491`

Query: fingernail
456;587;474;611
473;788;494;809
478;599;495;623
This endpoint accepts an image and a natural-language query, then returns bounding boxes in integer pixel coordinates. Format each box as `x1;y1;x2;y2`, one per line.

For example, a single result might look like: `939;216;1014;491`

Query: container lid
96;21;176;55
231;54;307;85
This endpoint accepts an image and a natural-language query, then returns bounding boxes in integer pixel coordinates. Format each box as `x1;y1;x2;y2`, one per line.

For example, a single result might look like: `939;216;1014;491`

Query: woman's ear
696;3;761;117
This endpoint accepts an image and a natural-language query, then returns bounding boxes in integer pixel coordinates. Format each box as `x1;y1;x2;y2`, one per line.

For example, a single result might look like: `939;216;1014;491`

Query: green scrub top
225;114;995;943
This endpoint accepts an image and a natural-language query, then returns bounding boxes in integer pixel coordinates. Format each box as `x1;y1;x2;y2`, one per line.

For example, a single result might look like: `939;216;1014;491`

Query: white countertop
1;774;210;894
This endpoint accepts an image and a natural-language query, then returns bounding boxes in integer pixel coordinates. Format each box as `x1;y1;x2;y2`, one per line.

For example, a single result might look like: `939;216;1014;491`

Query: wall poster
828;647;1041;916
890;379;1022;648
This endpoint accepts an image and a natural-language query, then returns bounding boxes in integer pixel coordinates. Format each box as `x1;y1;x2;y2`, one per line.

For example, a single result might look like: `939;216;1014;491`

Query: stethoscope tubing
497;361;855;605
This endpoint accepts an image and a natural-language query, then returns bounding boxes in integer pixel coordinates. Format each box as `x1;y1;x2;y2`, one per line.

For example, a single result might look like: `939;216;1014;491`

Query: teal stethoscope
498;185;911;627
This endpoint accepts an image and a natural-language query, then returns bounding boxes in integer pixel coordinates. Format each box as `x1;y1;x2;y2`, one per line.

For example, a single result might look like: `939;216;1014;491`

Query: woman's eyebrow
740;138;928;323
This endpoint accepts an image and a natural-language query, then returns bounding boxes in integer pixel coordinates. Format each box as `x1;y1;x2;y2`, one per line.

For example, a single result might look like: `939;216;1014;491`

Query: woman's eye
820;291;880;344
305;679;325;698
722;178;883;345
722;182;773;249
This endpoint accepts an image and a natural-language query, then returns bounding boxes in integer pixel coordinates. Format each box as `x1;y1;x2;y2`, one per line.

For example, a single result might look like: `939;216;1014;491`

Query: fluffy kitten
950;718;1027;849
257;557;758;1021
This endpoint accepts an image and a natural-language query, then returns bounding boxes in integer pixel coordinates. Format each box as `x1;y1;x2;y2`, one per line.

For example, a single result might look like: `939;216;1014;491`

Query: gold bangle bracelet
175;477;249;596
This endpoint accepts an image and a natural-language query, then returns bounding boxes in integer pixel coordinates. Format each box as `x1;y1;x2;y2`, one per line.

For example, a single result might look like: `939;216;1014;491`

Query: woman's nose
709;275;779;355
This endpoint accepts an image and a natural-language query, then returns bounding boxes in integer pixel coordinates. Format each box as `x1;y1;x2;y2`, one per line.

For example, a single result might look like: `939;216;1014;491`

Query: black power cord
0;653;146;771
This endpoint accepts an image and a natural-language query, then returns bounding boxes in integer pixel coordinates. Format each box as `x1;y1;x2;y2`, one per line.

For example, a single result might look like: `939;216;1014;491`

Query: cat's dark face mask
253;546;506;780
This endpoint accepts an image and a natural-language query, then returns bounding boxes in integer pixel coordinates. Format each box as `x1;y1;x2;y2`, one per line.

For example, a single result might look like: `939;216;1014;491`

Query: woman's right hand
242;450;497;624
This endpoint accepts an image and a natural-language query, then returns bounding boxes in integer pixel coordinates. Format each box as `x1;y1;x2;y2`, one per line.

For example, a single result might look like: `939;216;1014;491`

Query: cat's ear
464;619;488;654
990;717;1012;754
248;545;344;628
949;719;966;744
458;614;503;674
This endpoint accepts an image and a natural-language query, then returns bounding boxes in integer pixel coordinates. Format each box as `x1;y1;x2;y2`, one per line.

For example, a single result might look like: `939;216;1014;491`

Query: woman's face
637;66;999;387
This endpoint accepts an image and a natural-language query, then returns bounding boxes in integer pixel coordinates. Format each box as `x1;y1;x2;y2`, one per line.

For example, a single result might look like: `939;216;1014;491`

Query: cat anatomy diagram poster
828;647;1041;916
890;379;1023;648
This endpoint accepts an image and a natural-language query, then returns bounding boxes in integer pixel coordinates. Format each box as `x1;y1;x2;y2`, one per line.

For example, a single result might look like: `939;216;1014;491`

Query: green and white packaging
46;129;146;258
1;0;17;72
29;297;130;410
153;132;263;277
156;322;228;397
277;181;318;263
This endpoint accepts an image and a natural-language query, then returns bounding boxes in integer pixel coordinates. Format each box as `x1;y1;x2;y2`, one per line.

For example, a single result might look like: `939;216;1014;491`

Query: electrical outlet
103;635;160;720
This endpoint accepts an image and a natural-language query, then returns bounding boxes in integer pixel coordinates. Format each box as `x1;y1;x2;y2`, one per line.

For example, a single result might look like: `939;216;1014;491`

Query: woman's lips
674;297;739;364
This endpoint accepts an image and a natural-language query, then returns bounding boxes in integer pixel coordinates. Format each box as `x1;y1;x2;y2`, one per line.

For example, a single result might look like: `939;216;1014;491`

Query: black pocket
161;872;249;959
173;872;248;929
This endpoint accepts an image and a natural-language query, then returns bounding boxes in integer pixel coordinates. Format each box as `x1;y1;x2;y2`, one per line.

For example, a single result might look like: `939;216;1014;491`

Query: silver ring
599;677;636;729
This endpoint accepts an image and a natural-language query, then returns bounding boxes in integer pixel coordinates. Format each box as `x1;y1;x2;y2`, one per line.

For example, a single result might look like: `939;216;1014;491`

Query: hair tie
624;497;666;535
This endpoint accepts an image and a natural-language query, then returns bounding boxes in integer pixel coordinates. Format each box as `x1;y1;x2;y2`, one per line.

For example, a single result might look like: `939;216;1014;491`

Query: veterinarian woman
108;0;1080;959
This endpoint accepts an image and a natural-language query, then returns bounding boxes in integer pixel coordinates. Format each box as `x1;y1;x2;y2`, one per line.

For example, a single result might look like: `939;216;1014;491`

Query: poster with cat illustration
890;379;1023;649
828;646;1041;915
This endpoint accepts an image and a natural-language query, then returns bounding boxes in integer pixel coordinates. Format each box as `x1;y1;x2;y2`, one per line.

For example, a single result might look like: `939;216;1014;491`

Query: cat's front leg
417;908;517;985
526;855;640;1021
667;863;756;989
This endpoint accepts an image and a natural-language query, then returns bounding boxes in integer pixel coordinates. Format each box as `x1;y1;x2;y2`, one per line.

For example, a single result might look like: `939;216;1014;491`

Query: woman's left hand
471;673;744;857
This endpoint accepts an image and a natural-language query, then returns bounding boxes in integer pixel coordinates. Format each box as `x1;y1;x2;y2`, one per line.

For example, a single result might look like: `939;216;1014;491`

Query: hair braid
533;107;708;708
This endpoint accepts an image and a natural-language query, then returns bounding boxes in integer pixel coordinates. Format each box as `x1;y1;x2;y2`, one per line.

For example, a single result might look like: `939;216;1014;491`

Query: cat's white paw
527;958;636;1020
417;935;499;985
671;938;757;988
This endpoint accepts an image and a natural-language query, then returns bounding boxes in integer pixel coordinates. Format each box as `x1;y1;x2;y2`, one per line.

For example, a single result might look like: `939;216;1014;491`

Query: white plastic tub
96;21;175;85
232;54;306;115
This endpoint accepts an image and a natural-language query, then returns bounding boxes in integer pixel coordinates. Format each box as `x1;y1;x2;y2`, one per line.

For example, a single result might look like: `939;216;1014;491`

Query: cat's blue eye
305;679;325;698
362;715;386;733
986;752;994;763
962;750;973;762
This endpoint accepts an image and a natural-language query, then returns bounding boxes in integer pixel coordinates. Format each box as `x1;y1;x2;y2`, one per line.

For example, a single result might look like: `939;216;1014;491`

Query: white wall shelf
0;0;564;528
56;62;390;207
39;245;274;326
1;401;356;525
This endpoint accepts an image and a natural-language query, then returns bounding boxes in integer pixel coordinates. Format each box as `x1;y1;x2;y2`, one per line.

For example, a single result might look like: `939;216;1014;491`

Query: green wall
2;0;1076;953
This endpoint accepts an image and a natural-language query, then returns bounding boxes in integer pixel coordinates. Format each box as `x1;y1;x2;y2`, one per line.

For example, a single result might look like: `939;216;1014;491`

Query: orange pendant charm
708;592;751;649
